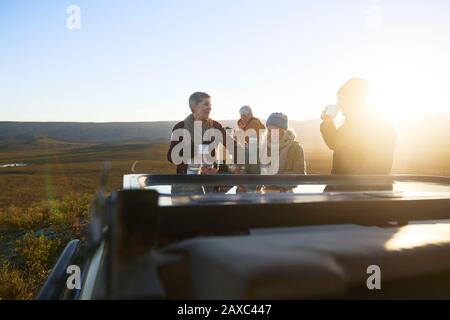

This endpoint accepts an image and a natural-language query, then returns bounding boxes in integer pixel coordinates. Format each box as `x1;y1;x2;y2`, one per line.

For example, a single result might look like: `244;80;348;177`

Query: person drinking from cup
320;78;396;175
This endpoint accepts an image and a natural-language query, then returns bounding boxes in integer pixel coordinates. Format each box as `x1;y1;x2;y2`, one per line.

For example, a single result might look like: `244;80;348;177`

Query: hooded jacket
268;129;306;174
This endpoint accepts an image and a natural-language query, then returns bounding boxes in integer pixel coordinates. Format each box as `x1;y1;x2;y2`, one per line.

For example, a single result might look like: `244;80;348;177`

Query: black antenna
88;161;111;247
99;161;111;193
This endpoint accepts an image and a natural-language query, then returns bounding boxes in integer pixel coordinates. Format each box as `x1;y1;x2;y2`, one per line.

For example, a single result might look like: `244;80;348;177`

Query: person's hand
321;105;339;121
321;114;333;122
200;167;218;175
320;108;329;121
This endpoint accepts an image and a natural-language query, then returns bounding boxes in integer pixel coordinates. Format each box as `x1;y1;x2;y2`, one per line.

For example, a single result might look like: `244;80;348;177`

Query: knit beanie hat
266;112;288;130
239;105;253;116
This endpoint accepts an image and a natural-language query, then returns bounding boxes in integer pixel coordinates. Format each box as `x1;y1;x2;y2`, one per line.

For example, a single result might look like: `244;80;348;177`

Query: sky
1;0;450;122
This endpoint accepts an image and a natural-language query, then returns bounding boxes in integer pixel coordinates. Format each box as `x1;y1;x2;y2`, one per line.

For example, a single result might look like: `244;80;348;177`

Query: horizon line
1;111;449;124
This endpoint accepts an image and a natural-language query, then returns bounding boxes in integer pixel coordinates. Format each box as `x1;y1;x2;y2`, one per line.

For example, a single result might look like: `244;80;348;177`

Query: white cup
322;105;339;119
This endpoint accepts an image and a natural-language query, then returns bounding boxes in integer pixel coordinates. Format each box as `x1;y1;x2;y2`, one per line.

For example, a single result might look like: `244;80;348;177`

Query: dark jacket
167;118;236;174
320;113;396;174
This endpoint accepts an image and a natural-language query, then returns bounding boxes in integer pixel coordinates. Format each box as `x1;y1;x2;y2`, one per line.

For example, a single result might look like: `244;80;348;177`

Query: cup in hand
321;105;339;120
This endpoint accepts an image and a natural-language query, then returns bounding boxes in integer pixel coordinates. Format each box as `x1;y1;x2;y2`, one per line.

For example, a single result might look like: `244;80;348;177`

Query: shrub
0;193;91;233
0;192;91;299
15;232;61;283
49;192;91;234
0;203;49;230
0;262;33;300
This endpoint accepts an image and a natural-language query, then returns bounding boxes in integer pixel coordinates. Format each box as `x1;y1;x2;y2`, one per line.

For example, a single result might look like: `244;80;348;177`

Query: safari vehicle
38;174;450;299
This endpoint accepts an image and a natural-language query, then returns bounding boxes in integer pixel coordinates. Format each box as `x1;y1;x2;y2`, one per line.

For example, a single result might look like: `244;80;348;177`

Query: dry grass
0;262;34;300
0;142;174;299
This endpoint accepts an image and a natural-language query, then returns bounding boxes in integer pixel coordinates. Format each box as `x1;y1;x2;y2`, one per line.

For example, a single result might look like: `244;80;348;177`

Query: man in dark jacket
320;78;396;175
167;92;239;174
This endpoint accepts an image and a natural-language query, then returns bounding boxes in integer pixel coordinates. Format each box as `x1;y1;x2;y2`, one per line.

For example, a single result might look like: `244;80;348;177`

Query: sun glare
365;46;450;120
385;224;450;251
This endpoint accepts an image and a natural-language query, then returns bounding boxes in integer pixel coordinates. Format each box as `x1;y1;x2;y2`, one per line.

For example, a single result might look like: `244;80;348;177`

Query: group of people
167;78;396;176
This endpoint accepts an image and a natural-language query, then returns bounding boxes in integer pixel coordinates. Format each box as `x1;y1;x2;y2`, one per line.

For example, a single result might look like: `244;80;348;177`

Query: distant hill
0;119;327;148
0;121;178;144
0;136;94;151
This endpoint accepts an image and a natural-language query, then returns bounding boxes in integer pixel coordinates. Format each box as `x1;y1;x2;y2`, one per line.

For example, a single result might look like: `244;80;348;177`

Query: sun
365;47;450;120
369;70;435;120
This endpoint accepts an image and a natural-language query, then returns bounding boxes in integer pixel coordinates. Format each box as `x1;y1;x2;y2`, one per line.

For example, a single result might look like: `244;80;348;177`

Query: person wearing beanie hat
320;78;396;175
237;105;265;143
265;112;306;174
266;112;288;130
239;105;253;118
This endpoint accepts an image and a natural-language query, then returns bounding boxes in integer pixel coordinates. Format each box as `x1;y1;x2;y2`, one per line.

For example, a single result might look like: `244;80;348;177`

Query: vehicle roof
123;174;450;207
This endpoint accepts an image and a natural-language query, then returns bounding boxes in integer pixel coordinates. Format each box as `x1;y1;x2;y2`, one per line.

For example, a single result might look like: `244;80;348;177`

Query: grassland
0;140;176;299
0;140;177;207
